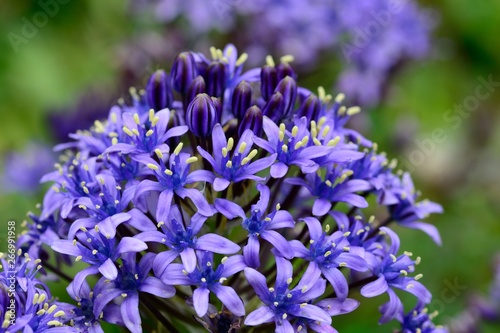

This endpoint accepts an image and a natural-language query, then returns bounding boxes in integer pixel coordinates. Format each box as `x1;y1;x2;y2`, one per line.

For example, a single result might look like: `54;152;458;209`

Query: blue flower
158;251;246;318
244;256;332;333
198;124;276;191
215;183;295;268
136;205;239;273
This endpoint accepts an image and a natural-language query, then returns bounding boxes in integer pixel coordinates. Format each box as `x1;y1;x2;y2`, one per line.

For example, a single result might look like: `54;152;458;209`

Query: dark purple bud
296;94;321;122
205;62;226;98
274;76;297;118
262;92;285;123
146;70;174;111
211;97;222;123
231;80;252;120
171;52;198;95
260;65;278;101
184;76;206;109
185;93;218;138
276;62;297;81
239;105;263;137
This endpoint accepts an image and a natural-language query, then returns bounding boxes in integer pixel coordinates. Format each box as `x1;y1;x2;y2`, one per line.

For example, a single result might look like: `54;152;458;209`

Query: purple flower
136;205;239;273
51;228;147;292
198;124;276;191
244;256;332;332
399;301;448;333
105;109;188;158
286;166;372;216
157;251;246;317
93;253;176;333
215;183;295;268
361;227;432;323
290;217;368;301
133;145;215;219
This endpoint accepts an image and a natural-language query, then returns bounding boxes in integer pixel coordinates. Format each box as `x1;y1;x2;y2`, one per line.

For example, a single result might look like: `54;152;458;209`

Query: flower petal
99;258;118;280
139;276;176;298
244;306;275;326
121;292;142;333
360;275;388;298
215;198;246;219
212;285;245;316
180;247;198;273
193;287;210;317
261;230;293;259
196;234;240;254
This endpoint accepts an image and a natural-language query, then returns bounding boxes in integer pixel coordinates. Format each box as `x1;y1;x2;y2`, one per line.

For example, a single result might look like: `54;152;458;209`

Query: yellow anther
221;256;228;264
282;313;288;319
151;116;160;127
291;126;299;137
111;112;118;123
174;142;183;155
111;137;118;145
94;120;105;133
186;157;198;164
324;251;332;257
147;163;159;171
280;55;295;63
343;231;351;237
286;277;292;285
276;203;281;211
164;169;173;176
149;109;155;123
400;270;408;276
248;149;258;160
346;106;361;116
279;131;285;142
338;106;347;115
222;147;228;158
269;288;275;292
318;116;327;128
335;93;345;103
38;293;46;304
339;262;347;267
47;320;63;327
313;138;322;146
238;142;247;154
406;284;415;289
325;224;330;232
294;141;303;150
36;309;46;315
301;286;308;293
241;157;251;165
226;161;233;168
325;180;333;187
54;311;65;318
327;136;341;147
121;293;128;298
154;149;163;159
266;55;275;67
201;278;207;283
236;53;248;66
92;250;98;255
75;256;83;262
146;129;154;137
227;138;234;151
390;254;397;262
133;113;140;125
415;257;421;265
318;86;326;101
404;251;413;257
210;46;217;60
343;246;350;252
321;126;330;138
415;274;423;280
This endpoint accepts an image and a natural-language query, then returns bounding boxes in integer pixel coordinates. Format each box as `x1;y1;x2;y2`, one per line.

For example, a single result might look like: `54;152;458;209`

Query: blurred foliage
0;0;499;332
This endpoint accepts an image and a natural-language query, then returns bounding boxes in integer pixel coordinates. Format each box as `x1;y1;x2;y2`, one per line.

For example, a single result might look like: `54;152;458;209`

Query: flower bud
296;94;321;122
262;92;285;123
184;76;206;109
239;105;263;137
260;65;278;101
146;70;174;111
185;93;218;137
171;52;198;95
276;62;297;81
274;76;297;118
231;80;252;120
205;62;226;98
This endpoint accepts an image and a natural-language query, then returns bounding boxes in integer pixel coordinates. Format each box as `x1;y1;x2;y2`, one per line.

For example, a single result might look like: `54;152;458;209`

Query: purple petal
211;124;227;159
270;162;289;178
275;256;293;287
212;285;245;316
360;275;388;298
289;240;309;258
215;198;246;219
127;209;156;232
159;263;191;285
67;217;96;240
139;276;175;298
180;247;197;273
336;253;368;272
261;230;294;259
254;183;270;213
160;125;189;143
380;227;400;254
312;198;332;216
222;255;247;277
288;304;331;324
243;235;260;268
185;170;216;184
379;288;403;324
268;211;295;229
98;213;130;238
297;262;322;291
134;179;164;202
321;267;349;301
121;292;142;333
300;217;323;240
316;298;360;316
244;267;270;301
156;190;174;222
99;258;118;280
337;193;368;208
51;240;81;257
244;306;275;326
196;234;240;254
399;221;442;245
276;319;294;333
244;154;277;175
116;237;148;256
197;146;216;168
153;250;180;278
176;188;214;217
193;287;210;317
134;231;167;244
213;177;231;191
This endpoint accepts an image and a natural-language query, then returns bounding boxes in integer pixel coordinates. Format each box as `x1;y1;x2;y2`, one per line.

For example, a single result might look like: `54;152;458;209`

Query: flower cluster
0;252;75;332
18;45;446;332
137;0;434;105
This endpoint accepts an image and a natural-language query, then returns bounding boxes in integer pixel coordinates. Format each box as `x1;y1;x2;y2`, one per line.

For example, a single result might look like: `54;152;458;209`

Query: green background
1;1;499;332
